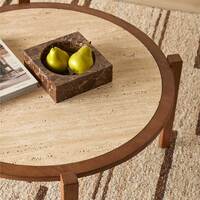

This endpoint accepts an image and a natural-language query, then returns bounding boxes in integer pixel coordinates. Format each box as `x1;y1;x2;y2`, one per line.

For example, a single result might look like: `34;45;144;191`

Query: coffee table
0;2;182;200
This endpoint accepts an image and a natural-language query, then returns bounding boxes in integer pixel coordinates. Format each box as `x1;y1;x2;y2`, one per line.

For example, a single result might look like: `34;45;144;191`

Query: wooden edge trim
0;3;176;181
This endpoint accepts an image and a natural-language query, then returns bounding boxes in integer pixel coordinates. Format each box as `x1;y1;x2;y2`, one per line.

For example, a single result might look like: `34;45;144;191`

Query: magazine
0;40;38;102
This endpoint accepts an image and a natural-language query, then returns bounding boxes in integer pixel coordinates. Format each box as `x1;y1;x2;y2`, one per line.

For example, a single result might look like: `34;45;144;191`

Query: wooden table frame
0;2;182;200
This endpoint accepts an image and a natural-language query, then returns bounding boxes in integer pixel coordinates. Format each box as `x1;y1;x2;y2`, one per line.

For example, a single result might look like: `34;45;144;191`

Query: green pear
68;45;94;75
46;47;69;73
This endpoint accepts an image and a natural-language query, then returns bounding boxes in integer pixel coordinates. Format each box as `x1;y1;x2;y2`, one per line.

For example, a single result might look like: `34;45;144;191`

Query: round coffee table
0;2;182;200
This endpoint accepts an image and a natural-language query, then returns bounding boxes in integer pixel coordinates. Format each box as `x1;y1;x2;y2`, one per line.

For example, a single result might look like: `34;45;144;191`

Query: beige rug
0;0;200;199
129;0;200;13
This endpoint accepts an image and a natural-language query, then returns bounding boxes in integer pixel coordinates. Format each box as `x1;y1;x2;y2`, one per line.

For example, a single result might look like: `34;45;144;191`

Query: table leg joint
159;54;183;148
60;172;79;200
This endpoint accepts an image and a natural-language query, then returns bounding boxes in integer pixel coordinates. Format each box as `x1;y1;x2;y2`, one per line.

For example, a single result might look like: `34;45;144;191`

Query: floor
127;0;200;13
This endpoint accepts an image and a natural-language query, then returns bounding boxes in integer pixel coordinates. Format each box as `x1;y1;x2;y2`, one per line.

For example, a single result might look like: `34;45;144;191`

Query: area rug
128;0;200;13
0;0;200;200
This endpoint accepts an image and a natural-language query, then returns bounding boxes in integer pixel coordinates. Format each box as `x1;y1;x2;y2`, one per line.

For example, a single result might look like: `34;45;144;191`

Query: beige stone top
0;8;161;166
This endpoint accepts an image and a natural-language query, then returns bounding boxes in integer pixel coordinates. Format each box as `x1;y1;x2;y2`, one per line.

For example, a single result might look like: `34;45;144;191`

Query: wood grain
0;8;161;166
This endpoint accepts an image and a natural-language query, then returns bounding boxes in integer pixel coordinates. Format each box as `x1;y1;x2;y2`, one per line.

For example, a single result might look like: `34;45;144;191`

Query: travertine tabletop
0;8;161;166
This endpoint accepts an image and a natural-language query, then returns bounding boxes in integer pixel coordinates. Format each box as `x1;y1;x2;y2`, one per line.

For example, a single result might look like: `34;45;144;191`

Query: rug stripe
34;185;48;200
158;10;171;48
196;112;200;136
92;172;103;200
101;168;114;200
83;0;92;7
152;9;163;41
194;39;200;69
154;132;178;200
194;40;200;135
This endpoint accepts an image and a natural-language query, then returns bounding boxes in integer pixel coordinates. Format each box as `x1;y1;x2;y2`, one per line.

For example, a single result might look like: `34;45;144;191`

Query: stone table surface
0;8;161;166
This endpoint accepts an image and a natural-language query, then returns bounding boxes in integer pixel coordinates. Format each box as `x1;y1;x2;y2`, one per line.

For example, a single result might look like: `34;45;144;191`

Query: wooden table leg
18;0;30;4
60;172;79;200
159;54;183;148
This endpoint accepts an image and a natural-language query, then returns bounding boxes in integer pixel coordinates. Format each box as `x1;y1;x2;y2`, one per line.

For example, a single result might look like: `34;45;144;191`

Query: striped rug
0;0;200;199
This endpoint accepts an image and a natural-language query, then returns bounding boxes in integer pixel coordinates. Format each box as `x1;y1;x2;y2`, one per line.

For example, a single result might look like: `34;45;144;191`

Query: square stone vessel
24;32;113;103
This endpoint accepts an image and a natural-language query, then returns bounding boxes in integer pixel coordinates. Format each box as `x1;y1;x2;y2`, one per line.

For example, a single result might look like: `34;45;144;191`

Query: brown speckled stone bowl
24;32;113;103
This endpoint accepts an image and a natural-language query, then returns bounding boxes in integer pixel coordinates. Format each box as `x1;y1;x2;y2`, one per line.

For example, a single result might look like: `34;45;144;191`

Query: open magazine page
0;40;38;102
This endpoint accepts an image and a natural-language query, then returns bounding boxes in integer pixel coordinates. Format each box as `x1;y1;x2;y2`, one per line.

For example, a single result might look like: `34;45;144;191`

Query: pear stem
80;41;92;48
